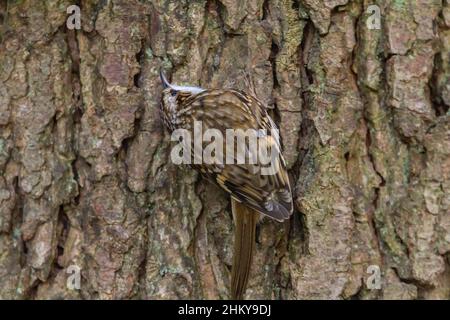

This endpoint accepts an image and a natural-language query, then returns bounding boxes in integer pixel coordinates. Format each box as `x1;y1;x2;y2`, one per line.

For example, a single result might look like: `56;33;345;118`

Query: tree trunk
0;0;449;300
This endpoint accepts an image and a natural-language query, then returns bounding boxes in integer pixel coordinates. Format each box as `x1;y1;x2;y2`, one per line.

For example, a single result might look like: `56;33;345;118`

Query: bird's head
160;70;205;129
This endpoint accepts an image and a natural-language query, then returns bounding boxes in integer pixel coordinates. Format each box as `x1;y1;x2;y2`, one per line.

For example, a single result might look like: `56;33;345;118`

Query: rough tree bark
0;0;449;300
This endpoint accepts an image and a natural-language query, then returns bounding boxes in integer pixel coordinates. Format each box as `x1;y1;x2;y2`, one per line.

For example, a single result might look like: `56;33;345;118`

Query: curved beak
159;69;206;94
160;69;171;89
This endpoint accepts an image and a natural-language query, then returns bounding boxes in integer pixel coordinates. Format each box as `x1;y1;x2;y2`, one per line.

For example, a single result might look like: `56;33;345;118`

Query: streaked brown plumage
159;70;293;299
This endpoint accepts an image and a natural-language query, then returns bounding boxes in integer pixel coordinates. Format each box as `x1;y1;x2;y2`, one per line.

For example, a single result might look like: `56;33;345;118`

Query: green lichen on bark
0;0;449;300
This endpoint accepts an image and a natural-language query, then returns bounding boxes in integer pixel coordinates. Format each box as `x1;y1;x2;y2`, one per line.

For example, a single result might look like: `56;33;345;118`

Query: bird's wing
178;89;293;221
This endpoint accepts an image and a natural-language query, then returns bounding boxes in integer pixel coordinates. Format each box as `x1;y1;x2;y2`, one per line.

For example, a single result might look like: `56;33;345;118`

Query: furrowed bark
0;0;448;299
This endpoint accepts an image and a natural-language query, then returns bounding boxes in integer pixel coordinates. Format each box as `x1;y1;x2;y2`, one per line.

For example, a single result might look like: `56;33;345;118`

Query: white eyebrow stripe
170;85;206;94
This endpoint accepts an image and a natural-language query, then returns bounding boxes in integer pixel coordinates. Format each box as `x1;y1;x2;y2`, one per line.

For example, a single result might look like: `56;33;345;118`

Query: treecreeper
159;70;293;299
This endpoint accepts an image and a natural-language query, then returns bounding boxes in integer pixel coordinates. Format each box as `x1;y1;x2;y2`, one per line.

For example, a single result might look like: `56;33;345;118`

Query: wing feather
179;89;293;221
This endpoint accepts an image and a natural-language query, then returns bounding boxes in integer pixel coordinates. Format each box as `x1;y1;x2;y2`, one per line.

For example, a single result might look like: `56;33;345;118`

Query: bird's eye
171;90;177;97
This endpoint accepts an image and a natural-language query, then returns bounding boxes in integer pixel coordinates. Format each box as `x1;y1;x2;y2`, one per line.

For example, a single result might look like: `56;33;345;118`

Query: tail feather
230;199;258;300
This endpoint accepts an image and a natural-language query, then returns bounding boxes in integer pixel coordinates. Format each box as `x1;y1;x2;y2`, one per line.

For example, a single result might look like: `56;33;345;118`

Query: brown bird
159;70;293;299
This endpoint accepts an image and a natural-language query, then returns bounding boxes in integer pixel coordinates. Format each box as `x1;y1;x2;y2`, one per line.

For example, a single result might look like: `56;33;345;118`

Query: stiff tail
230;198;258;300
